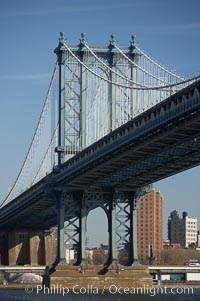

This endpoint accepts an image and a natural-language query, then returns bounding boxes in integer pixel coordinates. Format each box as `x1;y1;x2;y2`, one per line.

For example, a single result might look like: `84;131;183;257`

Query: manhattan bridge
0;33;200;268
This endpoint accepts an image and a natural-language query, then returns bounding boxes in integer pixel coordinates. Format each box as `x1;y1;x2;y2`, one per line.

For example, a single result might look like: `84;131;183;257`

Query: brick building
137;187;163;264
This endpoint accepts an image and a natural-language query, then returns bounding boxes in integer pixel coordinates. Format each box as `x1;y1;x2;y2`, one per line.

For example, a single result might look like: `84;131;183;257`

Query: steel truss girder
61;190;110;265
113;142;200;188
65;113;200;190
62;192;80;250
83;134;200;188
56;186;151;266
115;185;152;265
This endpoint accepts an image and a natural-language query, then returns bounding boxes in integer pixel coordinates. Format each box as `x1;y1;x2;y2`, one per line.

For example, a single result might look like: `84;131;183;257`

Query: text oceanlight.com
25;284;194;297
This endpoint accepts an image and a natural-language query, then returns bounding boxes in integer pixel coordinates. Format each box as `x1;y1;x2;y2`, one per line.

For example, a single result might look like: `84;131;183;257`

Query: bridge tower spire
79;32;88;150
129;35;141;118
54;32;66;166
108;34;116;131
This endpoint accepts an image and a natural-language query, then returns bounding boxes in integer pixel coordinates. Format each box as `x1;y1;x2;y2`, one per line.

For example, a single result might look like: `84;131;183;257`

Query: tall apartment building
197;231;200;248
137;187;163;264
168;211;197;248
168;210;184;246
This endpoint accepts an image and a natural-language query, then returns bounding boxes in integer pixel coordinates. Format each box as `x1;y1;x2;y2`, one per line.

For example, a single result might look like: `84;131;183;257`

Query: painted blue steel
107;195;118;265
1;35;199;267
55;191;65;264
54;33;66;166
0;80;200;229
52;79;200;187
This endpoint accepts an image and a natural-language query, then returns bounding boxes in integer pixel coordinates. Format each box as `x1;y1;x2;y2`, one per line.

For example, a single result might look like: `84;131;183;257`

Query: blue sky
0;0;200;245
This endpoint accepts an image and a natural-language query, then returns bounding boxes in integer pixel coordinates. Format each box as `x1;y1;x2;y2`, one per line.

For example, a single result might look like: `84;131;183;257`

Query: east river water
0;286;200;301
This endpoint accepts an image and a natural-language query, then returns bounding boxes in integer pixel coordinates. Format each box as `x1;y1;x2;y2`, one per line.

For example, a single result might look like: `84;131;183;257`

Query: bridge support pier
44;229;57;266
114;191;138;266
0;232;8;265
129;196;140;266
8;231;30;265
79;197;87;265
56;192;66;264
0;230;56;266
54;186;151;267
30;232;45;265
107;195;117;265
30;234;40;265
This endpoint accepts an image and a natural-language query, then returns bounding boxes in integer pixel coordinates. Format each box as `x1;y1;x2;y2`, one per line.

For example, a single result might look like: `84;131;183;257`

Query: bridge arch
86;206;108;265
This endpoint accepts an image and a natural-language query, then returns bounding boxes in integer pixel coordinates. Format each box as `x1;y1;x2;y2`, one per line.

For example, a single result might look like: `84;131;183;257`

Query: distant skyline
0;0;199;245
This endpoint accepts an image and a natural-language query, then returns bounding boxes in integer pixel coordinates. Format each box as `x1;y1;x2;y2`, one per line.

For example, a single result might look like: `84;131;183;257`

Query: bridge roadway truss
0;78;200;266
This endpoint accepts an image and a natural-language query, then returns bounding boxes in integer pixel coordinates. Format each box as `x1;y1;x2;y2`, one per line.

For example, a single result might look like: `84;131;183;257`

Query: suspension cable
135;45;184;80
63;43;200;90
86;42;174;86
114;44;181;84
83;43;144;86
30;123;59;186
1;62;58;208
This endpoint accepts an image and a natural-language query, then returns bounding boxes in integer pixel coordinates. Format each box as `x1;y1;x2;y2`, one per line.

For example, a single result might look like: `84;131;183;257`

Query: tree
159;248;200;266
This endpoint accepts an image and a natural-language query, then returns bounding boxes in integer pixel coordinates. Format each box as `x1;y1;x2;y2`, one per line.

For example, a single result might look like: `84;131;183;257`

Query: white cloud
173;23;200;30
145;23;200;33
0;73;51;81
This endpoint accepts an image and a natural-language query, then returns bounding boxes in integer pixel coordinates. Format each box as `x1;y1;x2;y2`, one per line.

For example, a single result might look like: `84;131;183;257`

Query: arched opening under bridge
86;207;108;265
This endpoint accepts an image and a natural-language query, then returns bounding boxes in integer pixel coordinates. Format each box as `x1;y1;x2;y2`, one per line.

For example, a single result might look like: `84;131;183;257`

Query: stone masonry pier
50;265;153;289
